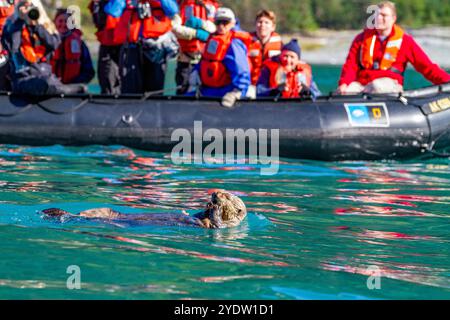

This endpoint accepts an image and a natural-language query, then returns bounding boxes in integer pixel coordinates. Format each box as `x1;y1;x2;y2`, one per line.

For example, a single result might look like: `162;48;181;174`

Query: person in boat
104;0;179;94
41;190;247;229
1;0;87;95
172;0;218;95
248;9;282;86
88;0;122;95
337;1;450;95
51;8;95;85
257;39;321;99
189;7;252;107
0;0;16;91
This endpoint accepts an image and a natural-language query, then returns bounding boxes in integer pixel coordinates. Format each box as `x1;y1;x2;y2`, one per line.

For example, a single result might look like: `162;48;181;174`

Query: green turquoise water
1;65;449;300
0;145;449;299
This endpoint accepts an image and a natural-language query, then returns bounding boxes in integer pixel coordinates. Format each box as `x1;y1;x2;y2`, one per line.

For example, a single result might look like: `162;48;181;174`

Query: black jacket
1;17;60;79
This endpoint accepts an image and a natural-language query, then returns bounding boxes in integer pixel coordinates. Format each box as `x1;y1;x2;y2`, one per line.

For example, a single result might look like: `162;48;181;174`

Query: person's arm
71;41;95;84
171;15;216;41
223;38;251;95
160;0;179;18
309;79;322;99
34;24;60;52
338;33;363;92
171;14;197;40
89;0;107;30
104;0;126;18
406;35;450;85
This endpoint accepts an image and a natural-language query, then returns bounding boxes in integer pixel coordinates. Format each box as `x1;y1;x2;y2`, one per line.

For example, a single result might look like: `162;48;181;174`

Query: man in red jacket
337;1;450;95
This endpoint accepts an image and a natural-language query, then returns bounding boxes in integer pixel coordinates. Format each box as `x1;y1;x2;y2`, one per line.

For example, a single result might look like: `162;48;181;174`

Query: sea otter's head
203;190;247;229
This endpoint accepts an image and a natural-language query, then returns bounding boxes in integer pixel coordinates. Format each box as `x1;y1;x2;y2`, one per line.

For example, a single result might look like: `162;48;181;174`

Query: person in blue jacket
189;7;252;107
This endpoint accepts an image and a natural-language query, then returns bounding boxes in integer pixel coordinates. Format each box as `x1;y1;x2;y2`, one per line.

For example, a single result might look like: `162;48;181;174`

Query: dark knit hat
282;39;301;58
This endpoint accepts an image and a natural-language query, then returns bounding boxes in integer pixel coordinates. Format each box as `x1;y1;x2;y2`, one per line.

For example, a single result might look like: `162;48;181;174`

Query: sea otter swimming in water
41;190;247;229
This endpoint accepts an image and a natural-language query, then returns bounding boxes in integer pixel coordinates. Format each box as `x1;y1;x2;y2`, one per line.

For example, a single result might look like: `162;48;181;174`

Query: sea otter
41;190;247;229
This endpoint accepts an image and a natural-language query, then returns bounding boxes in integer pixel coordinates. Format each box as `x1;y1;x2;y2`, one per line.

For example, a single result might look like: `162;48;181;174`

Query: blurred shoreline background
41;0;450;67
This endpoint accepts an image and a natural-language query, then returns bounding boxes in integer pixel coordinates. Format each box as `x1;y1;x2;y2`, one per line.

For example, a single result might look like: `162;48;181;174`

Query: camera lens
28;7;40;21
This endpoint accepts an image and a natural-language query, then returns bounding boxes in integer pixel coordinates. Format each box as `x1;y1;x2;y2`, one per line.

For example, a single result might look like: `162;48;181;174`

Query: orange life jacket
360;24;404;71
51;30;83;84
178;0;218;53
0;2;14;37
20;26;47;64
200;30;252;88
248;31;282;84
95;14;121;46
264;59;312;98
113;0;172;44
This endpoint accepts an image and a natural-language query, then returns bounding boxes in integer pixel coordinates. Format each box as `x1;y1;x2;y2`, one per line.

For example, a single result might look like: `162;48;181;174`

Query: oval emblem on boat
122;114;134;124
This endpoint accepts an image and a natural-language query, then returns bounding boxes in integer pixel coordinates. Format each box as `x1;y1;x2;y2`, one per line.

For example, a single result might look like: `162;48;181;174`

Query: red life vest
200;30;251;88
178;0;218;53
248;31;282;84
264;59;312;98
0;2;14;37
113;0;172;44
51;30;83;84
95;14;121;46
360;24;404;71
20;26;47;64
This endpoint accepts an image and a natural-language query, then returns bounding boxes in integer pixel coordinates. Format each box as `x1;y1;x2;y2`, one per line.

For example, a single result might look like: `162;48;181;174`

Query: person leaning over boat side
1;0;87;95
189;7;252;107
89;0;122;95
257;39;321;99
172;0;218;95
0;0;16;91
105;0;179;94
51;9;95;85
248;9;282;86
337;1;450;95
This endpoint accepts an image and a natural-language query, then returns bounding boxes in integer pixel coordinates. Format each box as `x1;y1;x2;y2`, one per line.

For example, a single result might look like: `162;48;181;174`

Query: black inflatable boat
0;84;449;161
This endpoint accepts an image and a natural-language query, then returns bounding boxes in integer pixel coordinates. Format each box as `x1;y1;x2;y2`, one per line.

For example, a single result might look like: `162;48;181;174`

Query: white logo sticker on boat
344;103;390;127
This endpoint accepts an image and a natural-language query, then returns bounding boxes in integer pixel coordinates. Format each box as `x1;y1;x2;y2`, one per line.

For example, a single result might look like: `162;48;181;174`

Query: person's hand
0;53;8;68
221;90;242;108
246;85;256;99
336;84;348;95
196;29;209;42
27;18;38;26
277;82;288;93
299;84;312;97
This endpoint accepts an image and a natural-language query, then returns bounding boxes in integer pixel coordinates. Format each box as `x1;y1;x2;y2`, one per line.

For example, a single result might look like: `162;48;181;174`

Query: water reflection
1;145;449;298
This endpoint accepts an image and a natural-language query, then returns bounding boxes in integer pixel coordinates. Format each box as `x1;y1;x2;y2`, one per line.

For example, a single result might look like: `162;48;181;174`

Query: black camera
27;7;40;21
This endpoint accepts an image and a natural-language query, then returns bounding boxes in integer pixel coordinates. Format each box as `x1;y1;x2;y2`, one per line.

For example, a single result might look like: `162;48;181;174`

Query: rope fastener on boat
398;95;408;105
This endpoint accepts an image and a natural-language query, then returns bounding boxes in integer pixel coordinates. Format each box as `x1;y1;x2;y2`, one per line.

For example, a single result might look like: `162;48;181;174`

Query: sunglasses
215;20;231;26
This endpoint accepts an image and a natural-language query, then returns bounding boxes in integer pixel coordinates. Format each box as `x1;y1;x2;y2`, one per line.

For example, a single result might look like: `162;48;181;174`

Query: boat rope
36;98;90;115
141;86;182;101
0;102;35;117
425;121;450;158
425;125;450;158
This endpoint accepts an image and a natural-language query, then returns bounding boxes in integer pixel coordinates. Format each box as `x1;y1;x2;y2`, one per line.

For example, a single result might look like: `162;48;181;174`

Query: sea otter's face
205;191;247;228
